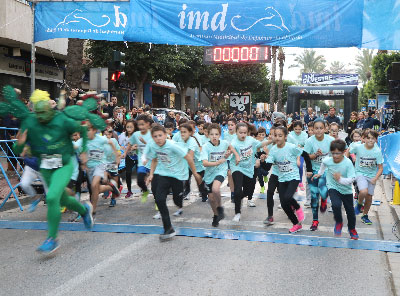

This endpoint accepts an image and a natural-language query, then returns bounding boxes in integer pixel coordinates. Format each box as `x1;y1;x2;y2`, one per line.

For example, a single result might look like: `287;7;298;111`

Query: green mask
35;101;55;124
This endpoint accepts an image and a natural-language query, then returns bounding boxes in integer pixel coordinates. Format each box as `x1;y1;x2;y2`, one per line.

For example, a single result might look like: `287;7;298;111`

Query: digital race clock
203;46;271;65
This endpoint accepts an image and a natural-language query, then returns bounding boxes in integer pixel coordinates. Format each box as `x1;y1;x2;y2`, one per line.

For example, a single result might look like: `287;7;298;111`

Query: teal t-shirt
129;130;153;169
200;140;230;184
304;135;335;173
147;139;189;180
104;138;120;172
230;136;262;178
223;132;237;145
172;131;181;142
288;131;308;148
85;134;108;168
266;142;302;182
348;141;361;152
350;143;383;178
322;156;355;195
179;136;205;173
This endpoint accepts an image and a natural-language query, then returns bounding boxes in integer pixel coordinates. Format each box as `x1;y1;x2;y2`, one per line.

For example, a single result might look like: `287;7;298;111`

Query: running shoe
125;191;133;198
173;208;183;216
109;198;116;207
361;215;372;225
103;191;110;199
60;207;67;213
202;195;208;202
141;191;149;203
82;202;94;230
248;200;256;207
108;180;120;197
296;207;305;222
299;183;305;191
37;237;59;254
320;198;327;213
232;213;241;222
155;203;159;211
28;197;41;213
349;229;359;240
119;185;123;193
263;176;268;183
354;202;362;215
310;220;319;231
153;211;161;219
304;200;311;208
217;206;225;222
69;213;81;222
334;222;343;236
212;215;219;227
260;186;265;194
289;224;302;233
160;228;176;241
263;216;274;225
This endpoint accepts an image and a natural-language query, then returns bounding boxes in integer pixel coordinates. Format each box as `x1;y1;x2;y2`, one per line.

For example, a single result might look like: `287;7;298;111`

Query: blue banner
34;1;129;42
378;132;400;180
123;0;363;47
302;73;359;85
362;0;400;50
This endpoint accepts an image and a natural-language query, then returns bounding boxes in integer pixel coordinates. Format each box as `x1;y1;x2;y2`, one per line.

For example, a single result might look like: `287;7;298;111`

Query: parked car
151;108;189;124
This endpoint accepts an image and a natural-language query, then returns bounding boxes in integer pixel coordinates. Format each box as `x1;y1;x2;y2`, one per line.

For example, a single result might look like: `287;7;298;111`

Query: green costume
1;85;106;239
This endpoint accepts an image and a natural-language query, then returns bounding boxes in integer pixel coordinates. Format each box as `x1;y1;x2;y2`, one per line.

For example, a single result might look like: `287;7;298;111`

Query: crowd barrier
0;127;24;211
378;132;400;180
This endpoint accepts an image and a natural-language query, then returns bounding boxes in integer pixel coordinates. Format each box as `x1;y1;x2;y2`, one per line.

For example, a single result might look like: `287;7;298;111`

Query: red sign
203;46;271;64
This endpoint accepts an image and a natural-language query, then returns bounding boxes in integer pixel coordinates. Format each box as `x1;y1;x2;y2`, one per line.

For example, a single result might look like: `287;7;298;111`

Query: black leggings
187;170;206;197
125;156;137;192
137;173;148;192
266;174;278;217
329;189;356;230
232;171;257;214
278;180;300;225
152;174;184;231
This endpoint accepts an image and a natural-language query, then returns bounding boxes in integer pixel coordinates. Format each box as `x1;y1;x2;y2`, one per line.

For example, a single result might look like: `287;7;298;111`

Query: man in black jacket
363;110;380;129
325;107;340;124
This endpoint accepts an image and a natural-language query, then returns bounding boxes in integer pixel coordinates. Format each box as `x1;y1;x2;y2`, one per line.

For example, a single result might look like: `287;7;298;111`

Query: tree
354;49;374;84
289;49;326;75
269;46;278;106
277;47;285;112
370;51;400;92
300;100;329;112
252;80;295;109
86;41;175;106
65;38;84;89
328;61;349;74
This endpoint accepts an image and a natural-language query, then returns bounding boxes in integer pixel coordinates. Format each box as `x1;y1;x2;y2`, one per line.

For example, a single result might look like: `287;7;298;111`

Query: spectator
325;107;340;124
293;112;301;120
105;96;118;118
204;110;213;123
356;111;365;129
304;107;316;124
345;111;358;145
363;110;380;130
65;89;78;107
164;110;176;128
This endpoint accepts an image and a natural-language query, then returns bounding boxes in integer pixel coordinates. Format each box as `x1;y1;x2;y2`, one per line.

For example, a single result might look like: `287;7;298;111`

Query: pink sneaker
299;183;305;191
289;224;302;233
296;207;305;222
125;191;133;198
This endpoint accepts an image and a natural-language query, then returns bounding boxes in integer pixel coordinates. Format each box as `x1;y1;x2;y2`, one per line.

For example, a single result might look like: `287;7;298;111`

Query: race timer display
203;46;271;64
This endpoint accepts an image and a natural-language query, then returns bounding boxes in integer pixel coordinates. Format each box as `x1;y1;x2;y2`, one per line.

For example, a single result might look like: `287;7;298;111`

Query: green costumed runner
1;85;106;254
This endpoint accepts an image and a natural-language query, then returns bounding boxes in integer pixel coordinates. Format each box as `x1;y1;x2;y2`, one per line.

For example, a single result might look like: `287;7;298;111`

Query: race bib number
105;163;118;171
276;160;293;173
138;143;146;154
210;152;224;162
239;145;253;160
359;157;377;168
89;150;103;161
40;154;63;169
315;153;328;163
156;151;171;164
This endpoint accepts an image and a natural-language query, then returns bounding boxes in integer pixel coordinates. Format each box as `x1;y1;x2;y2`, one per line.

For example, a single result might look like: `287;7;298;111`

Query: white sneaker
232;213;241;222
304;200;311;208
153;212;161;219
247;200;256;207
277;204;282;209
173;208;183;216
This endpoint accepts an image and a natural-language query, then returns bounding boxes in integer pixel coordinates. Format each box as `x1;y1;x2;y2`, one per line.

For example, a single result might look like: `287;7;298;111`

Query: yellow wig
30;89;50;104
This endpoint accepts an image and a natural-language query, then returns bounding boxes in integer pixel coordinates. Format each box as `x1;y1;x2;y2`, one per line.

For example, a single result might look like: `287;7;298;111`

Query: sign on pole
229;94;251;113
361;106;366;111
368;99;377;107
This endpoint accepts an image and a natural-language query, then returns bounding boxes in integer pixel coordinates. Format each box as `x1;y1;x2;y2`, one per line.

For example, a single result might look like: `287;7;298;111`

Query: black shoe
109;180;120;197
212;215;219;227
217;206;225;222
202;195;208;202
159;228;176;241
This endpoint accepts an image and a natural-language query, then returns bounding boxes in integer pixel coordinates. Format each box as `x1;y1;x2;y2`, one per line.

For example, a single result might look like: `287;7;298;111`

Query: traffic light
108;50;125;90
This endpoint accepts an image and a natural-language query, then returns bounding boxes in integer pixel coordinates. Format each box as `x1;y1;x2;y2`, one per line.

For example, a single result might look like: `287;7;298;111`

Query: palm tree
65;38;84;89
277;47;285;112
328;61;349;74
290;49;326;75
269;46;278;108
354;49;374;84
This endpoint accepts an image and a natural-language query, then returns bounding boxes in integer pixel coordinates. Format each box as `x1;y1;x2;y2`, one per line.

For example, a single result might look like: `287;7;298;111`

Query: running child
103;128;121;207
304;121;314;208
146;125;202;240
304;119;335;231
201;123;234;227
351;130;383;225
312;139;359;239
256;127;268;193
119;120;137;198
224;118;237;203
288;120;308;191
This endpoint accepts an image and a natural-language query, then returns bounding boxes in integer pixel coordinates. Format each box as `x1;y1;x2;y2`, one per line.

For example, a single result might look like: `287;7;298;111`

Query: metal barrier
0;127;24;211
